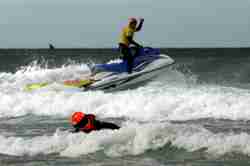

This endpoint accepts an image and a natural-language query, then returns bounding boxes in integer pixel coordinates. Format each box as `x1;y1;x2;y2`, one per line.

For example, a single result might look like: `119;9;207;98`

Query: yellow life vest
119;26;136;46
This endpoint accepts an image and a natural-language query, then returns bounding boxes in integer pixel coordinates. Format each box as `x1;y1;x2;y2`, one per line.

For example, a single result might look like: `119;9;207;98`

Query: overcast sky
0;0;249;48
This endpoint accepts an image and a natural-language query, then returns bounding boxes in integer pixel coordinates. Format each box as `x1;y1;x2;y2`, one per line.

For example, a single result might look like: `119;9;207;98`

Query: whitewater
1;49;250;165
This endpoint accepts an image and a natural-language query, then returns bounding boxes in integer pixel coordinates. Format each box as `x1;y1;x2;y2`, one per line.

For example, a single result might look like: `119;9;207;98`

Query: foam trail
0;63;91;93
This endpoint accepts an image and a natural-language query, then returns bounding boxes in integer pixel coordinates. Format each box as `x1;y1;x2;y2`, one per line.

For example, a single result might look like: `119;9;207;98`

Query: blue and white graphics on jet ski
87;47;175;91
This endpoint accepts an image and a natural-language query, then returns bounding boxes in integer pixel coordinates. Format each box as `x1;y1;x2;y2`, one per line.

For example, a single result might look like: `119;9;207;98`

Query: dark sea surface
1;48;250;166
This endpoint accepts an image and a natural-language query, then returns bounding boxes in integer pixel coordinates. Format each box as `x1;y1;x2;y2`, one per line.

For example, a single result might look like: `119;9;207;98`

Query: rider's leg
119;44;133;74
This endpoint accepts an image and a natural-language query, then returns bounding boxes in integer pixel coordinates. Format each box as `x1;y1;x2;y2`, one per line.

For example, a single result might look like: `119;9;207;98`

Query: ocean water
1;48;250;166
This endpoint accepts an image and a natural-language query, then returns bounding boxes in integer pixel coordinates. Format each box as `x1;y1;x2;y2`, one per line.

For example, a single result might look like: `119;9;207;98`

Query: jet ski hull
86;54;174;91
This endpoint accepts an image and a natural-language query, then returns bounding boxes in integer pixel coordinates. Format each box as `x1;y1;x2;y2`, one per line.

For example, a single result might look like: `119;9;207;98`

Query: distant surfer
70;112;120;133
49;43;55;50
119;17;144;73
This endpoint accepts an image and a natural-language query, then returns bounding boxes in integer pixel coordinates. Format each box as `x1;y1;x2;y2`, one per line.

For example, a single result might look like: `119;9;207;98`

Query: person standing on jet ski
70;112;120;133
119;17;144;73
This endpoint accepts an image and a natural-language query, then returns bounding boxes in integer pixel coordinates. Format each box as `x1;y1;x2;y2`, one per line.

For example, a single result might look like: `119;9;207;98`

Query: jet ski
24;47;174;92
86;47;174;91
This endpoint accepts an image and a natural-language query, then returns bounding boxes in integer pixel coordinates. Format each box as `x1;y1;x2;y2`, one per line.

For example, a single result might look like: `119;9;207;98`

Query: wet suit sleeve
127;36;141;48
136;19;144;32
125;27;142;48
128;19;144;47
95;120;120;130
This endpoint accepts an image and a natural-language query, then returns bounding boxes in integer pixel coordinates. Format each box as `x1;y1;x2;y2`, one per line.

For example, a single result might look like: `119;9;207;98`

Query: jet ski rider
119;17;144;73
70;112;120;133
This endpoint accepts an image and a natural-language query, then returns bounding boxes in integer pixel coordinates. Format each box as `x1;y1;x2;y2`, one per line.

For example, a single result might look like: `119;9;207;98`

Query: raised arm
136;18;144;32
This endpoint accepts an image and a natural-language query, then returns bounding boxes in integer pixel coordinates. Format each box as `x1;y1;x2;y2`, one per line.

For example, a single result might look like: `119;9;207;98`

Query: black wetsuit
95;120;120;130
73;114;120;133
119;43;134;74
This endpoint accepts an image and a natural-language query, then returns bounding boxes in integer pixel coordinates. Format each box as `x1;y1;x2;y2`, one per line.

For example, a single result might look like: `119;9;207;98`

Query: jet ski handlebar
139;47;160;56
